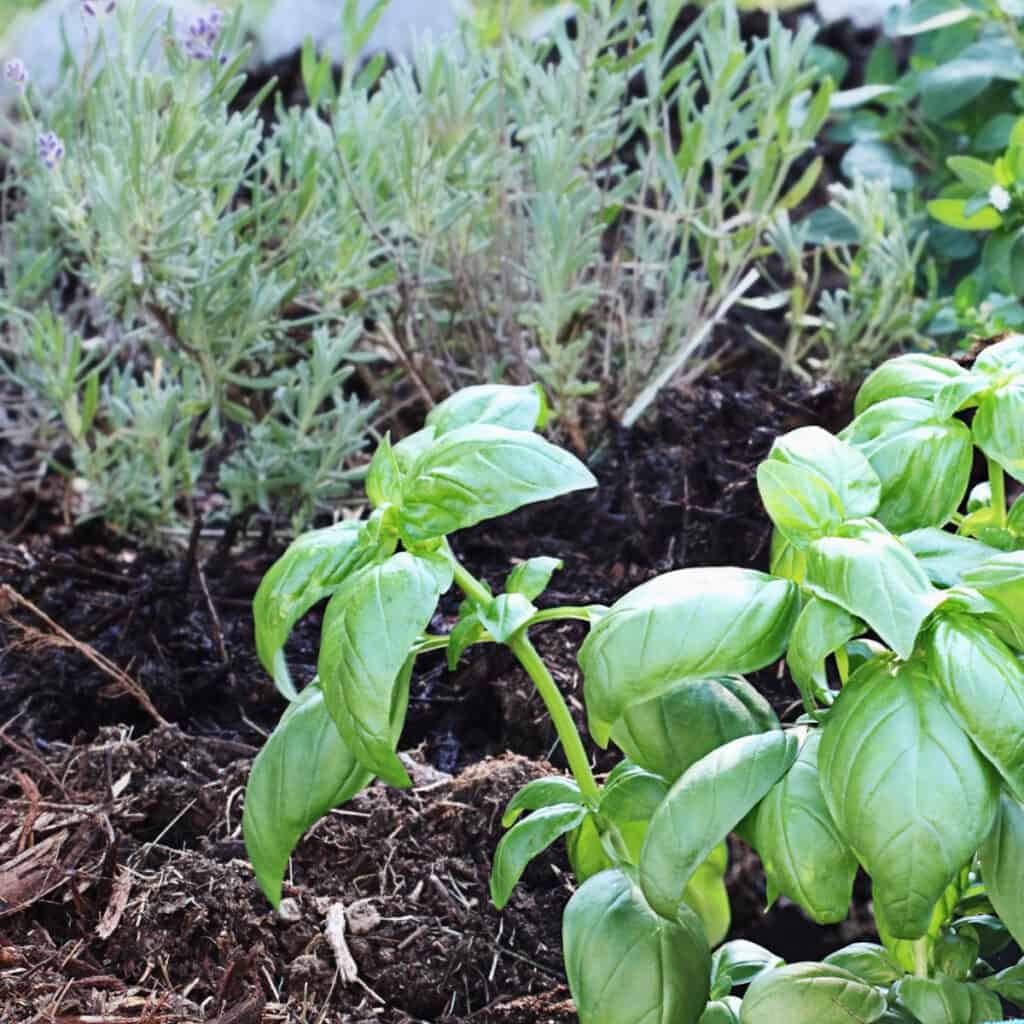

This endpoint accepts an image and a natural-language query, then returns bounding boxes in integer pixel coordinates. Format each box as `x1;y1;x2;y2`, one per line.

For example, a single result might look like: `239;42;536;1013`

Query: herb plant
245;339;1024;1022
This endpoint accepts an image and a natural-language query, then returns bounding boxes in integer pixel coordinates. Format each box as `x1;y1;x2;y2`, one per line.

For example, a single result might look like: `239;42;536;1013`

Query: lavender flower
4;59;28;90
38;131;65;170
81;1;117;15
184;8;224;61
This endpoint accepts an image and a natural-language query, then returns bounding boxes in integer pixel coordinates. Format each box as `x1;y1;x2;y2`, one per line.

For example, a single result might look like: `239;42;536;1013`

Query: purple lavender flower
4;59;29;90
81;1;117;15
183;8;224;61
37;131;65;170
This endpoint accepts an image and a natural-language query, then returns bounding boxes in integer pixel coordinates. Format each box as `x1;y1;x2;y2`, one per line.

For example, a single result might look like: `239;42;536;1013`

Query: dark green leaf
564;868;711;1024
446;612;484;670
319;552;452;787
822;943;904;986
491;803;587;909
505;556;563;600
981;958;1024;1006
981;793;1024;949
819;656;998;938
611;675;779;784
753;730;858;925
399;425;596;542
502;776;583;827
640;731;800;920
580;568;799;746
894;975;1002;1024
243;684;373;907
711;940;784;992
740;963;887;1023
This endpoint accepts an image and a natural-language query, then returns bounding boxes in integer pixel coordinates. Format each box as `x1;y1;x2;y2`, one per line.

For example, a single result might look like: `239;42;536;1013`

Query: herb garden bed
0;370;867;1023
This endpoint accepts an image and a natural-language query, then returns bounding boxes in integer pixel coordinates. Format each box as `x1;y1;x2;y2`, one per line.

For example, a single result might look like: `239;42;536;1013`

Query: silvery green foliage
0;2;372;542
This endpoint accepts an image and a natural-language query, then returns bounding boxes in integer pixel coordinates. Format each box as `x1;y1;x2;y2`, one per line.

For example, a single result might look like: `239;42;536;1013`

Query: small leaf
366;434;403;508
564;869;711;1024
399;425;596;542
478;593;536;643
981;958;1024;1006
974;381;1024;482
981;793;1024;949
599;763;669;825
243;685;373;907
928;198;1003;231
855;354;968;414
823;944;904;986
502;776;583;827
490;804;587;909
640;731;800;920
426;383;547;435
505;556;563;600
711;940;784;992
740;963;887;1023
787;597;863;712
447;612;484;670
580;568;799;746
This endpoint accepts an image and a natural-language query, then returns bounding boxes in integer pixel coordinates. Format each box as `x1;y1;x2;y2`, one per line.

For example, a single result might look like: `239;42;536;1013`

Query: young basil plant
245;339;1024;1023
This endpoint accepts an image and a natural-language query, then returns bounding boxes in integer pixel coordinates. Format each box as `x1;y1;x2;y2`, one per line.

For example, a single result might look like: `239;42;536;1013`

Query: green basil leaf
685;847;732;947
818;656;999;938
900;528;995;587
564;868;711;1024
841;399;973;533
943;584;1024;651
974;381;1024;482
502;776;584;827
961;551;1024;623
490;803;587;909
366;434;403;508
952;913;1012;957
974;332;1024;377
392;426;437;473
822;943;904;986
318;552;452;787
567;813;611;883
506;556;563;600
804;519;942;659
580;568;799;746
855;354;969;415
446;612;484;670
770;529;807;583
752;729;858;925
599;763;669;825
426;383;547;435
640;731;800;919
611;675;779;784
787;597;864;712
478;592;536;643
700;997;742;1024
893;976;1002;1024
932;928;979;980
981;793;1024;949
1009;493;1024;536
929;615;1024;803
399;424;597;542
756;427;881;544
711;940;784;992
243;684;373;907
254;520;394;700
981;957;1024;1006
933;373;991;420
740;963;887;1023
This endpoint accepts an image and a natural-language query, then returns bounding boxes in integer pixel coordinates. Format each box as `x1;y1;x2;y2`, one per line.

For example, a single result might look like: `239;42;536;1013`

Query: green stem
912;937;930;978
449;552;601;807
989;457;1007;529
834;646;850;687
528;606;602;626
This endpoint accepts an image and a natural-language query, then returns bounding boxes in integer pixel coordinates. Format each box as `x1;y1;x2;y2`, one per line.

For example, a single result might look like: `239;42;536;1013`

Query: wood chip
324;902;359;984
96;865;132;940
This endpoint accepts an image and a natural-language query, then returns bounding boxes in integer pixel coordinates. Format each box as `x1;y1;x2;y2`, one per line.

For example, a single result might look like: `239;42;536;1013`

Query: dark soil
0;369;881;1023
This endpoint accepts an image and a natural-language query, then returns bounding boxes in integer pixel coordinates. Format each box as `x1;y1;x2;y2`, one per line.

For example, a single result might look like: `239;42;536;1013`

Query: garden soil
0;370;890;1023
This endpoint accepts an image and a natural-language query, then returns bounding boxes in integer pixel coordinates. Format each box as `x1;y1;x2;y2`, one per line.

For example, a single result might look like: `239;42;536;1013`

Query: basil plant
244;338;1024;1023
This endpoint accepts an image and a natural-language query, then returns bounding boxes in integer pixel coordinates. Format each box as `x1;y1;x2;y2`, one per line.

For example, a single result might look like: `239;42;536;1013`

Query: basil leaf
770;529;807;583
841;399;973;533
478;592;536;643
318;552;452;787
900;528;995;587
502;776;584;827
567;814;611;883
932;928;979;980
711;940;784;992
822;943;904;986
804;519;942;659
563;868;711;1024
893;976;1002;1024
684;844;732;947
640;731;800;919
740;963;887;1023
974;381;1024;482
446;612;484;670
929;615;1024;802
599;763;669;824
855;353;968;414
700;998;742;1024
490;803;587;909
818;655;999;938
580;568;799;746
366;434;403;508
399;424;596;542
505;556;563;600
243;684;373;907
1010;493;1024;536
611;675;779;784
962;550;1024;623
981;957;1024;1006
974;332;1024;377
752;729;858;925
757;428;880;544
392;426;437;472
254;519;393;700
980;793;1024;949
787;597;863;712
943;584;1024;651
933;373;991;420
426;383;547;435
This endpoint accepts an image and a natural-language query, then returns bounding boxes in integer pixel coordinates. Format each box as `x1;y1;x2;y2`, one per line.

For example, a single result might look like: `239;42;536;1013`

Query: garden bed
0;368;879;1023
